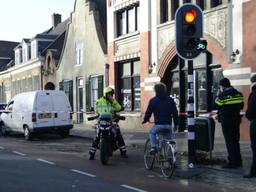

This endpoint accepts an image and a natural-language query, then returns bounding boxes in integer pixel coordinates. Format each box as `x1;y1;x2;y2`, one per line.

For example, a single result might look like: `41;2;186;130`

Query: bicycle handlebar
87;115;99;121
87;114;125;121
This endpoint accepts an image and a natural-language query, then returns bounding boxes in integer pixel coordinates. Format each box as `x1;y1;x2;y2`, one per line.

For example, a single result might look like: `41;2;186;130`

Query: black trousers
221;118;242;165
90;125;126;155
249;120;256;173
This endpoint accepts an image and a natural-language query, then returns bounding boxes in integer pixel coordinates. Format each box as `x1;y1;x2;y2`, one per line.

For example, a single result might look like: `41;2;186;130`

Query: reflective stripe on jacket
214;86;244;119
215;93;244;106
96;97;122;115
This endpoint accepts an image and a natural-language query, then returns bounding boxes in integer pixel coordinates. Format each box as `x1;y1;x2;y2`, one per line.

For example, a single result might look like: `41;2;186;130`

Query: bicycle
143;129;177;178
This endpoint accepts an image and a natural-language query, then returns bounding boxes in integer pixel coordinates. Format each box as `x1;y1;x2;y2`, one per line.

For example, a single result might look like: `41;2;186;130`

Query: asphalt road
0;133;225;192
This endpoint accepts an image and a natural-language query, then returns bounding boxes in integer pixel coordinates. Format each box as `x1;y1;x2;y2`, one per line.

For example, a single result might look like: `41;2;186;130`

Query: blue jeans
149;124;172;149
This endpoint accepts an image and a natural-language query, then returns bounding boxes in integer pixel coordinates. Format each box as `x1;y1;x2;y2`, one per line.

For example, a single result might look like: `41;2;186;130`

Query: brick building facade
107;0;256;140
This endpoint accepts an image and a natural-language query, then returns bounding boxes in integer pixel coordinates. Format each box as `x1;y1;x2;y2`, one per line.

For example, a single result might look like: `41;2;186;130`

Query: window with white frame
196;0;205;10
76;42;84;65
160;0;169;23
31;40;37;59
59;80;73;110
211;0;222;8
86;75;103;112
15;48;22;65
22;45;27;62
15;50;19;65
116;3;139;37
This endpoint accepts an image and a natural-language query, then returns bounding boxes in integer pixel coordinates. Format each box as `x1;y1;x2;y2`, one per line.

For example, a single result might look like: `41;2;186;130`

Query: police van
0;90;73;140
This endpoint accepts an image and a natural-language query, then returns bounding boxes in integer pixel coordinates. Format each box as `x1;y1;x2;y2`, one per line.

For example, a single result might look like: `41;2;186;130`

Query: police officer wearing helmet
215;78;244;168
89;87;128;160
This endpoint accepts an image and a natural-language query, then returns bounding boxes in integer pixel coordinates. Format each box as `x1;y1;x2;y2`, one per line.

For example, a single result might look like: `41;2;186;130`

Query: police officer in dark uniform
244;74;256;178
215;78;244;168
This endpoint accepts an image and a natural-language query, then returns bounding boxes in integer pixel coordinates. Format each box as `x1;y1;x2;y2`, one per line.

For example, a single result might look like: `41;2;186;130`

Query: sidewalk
70;123;256;191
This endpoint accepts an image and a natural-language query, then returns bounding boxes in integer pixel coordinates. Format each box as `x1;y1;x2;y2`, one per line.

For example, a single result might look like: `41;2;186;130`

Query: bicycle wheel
143;138;155;170
159;141;176;178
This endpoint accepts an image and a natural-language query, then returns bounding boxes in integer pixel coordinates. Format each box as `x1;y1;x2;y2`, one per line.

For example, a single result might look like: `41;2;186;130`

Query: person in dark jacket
142;83;179;153
244;74;256;178
215;78;244;168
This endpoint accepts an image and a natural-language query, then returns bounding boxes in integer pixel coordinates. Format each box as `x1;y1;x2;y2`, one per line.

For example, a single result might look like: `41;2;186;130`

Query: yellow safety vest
96;97;122;115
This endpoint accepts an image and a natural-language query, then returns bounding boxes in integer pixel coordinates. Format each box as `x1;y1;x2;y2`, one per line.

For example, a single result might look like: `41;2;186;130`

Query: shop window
212;68;224;102
118;60;141;112
170;71;187;110
196;69;207;112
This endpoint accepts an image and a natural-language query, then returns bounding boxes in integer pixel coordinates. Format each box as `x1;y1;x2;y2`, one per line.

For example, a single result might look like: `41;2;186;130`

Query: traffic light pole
179;57;186;132
187;59;196;168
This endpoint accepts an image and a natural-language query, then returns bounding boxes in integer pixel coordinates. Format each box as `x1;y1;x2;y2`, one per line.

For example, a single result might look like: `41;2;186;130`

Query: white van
0;90;73;140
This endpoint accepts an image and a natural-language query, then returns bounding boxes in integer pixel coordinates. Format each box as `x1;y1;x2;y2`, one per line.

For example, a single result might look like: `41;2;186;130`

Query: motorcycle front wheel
100;138;109;165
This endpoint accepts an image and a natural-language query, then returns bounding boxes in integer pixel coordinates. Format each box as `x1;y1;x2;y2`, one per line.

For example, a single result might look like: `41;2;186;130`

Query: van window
36;94;53;111
7;101;14;111
53;95;70;111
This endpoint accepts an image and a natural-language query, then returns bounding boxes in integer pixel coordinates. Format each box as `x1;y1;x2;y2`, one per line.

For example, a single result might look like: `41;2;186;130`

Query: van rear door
35;92;54;128
52;92;72;126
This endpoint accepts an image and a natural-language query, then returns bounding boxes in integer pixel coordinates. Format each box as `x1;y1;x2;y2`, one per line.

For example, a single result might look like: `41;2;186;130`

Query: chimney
52;13;62;28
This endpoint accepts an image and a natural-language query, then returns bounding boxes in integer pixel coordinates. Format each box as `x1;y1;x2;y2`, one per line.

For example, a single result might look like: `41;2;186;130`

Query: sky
0;0;75;42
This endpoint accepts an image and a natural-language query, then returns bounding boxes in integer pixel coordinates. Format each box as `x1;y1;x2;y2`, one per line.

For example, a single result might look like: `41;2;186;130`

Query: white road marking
0;146;4;149
121;184;147;192
146;175;155;178
13;151;26;156
37;158;55;165
71;169;96;178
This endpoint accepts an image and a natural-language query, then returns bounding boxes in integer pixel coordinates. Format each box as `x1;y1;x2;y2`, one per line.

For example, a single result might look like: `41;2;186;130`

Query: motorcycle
88;114;125;165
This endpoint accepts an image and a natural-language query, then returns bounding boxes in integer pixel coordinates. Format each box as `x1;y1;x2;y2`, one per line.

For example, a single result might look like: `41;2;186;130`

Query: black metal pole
179;57;186;132
206;52;213;112
187;59;196;168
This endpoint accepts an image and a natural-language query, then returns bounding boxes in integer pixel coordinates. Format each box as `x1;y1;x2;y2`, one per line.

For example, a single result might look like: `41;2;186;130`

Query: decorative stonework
157;22;175;59
114;33;140;57
204;7;228;48
113;0;140;11
114;52;140;62
157;6;228;60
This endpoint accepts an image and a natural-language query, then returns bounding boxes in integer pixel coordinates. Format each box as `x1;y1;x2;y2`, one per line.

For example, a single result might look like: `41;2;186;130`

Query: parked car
0;90;73;140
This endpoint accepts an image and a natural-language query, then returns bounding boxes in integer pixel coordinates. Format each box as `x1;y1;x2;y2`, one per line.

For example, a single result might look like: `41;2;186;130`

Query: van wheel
59;130;69;138
24;126;32;140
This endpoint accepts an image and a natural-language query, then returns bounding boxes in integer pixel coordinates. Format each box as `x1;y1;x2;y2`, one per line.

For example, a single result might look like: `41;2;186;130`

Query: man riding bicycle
89;87;128;160
142;83;179;154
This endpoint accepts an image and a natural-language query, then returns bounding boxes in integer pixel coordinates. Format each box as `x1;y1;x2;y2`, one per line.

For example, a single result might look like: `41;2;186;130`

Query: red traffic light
175;4;203;59
184;9;197;23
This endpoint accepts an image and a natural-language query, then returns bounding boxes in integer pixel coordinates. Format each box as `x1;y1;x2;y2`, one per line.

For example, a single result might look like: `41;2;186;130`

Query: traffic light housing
175;4;203;60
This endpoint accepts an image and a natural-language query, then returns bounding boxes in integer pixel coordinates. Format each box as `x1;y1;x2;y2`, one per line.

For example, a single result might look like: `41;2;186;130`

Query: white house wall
57;0;106;120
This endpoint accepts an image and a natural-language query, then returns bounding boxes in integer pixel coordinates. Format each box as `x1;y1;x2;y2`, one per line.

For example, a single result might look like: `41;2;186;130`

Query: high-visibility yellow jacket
95;97;122;115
